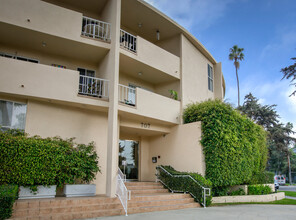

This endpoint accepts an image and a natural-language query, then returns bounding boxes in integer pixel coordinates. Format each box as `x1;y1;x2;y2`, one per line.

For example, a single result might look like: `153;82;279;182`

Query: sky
144;0;296;134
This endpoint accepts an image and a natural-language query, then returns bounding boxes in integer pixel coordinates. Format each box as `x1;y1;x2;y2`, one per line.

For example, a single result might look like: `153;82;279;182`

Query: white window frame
77;67;95;77
0;100;27;130
208;64;213;92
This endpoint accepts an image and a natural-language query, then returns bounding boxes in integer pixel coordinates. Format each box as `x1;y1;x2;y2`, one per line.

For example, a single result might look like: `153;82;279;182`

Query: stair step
129;198;194;208
12;203;123;217
131;189;168;194
128;202;200;214
11;208;124;220
14;196;120;210
131;193;192;201
125;182;161;186
127;185;164;190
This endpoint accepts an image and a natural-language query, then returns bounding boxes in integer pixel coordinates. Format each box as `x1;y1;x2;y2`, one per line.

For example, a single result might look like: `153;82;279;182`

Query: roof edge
138;0;217;64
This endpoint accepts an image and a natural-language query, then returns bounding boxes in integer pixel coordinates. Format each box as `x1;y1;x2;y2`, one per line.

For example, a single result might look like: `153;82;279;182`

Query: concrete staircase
10;196;125;220
126;182;200;214
10;182;199;219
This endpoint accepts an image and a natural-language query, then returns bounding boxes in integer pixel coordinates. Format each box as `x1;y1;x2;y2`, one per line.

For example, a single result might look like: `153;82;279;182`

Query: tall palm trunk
235;65;240;107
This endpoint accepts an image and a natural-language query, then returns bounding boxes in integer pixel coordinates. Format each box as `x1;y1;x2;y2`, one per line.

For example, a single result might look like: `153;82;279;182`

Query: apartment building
0;0;225;197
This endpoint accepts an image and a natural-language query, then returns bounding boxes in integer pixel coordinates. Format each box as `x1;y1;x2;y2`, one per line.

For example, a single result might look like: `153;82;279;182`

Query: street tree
281;57;296;96
239;93;296;180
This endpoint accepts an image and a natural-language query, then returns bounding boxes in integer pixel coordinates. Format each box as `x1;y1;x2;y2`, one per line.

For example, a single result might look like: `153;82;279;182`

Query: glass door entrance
118;140;139;181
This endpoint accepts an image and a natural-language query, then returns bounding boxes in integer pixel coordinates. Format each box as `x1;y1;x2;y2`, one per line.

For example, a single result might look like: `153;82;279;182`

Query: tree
239;93;296;180
229;45;245;107
281;57;296;96
238;93;279;129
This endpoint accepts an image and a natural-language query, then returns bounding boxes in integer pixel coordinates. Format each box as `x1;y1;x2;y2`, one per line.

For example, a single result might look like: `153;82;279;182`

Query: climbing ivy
183;100;268;195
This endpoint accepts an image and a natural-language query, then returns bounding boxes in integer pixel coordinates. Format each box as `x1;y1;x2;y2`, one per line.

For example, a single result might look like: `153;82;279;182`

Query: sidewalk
89;205;296;220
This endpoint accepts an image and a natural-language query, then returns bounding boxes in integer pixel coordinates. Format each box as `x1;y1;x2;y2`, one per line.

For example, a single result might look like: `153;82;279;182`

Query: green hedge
0;130;100;190
229;188;246;196
183;100;268;195
250;171;274;184
157;166;212;206
248;185;271;195
0;185;18;220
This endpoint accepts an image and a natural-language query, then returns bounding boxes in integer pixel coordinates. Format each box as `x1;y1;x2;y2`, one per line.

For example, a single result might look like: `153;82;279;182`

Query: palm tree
229;45;244;107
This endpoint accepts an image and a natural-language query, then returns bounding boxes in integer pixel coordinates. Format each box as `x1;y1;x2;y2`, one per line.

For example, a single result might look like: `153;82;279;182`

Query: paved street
89;205;296;220
279;186;296;191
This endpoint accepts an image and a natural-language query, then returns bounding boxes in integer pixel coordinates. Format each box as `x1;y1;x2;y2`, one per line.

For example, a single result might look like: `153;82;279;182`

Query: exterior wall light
156;30;160;41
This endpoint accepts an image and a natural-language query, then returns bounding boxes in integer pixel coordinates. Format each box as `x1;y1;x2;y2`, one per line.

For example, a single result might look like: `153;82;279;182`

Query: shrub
157;166;212;206
0;130;100;191
183;100;268;189
0;185;18;220
250;171;274;184
212;186;230;197
248;185;271;195
229;188;245;196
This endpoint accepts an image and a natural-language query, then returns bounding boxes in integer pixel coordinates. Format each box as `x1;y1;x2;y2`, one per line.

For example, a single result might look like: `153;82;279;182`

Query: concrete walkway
286;196;296;200
89;205;296;220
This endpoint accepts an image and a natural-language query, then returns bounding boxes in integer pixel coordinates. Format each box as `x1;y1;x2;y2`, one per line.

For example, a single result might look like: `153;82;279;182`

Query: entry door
119;140;139;180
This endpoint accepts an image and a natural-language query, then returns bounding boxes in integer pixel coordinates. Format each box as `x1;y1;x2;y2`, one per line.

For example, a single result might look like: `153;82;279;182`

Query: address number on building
141;123;151;128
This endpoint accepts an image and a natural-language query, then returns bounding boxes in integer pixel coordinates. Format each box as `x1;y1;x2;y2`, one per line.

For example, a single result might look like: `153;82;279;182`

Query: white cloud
260;28;296;60
226;78;296;132
143;0;234;32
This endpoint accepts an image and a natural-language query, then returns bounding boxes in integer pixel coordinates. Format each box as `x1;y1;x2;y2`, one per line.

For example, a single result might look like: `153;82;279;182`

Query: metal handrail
156;165;211;208
82;16;111;41
120;29;137;53
118;166;127;182
116;167;131;216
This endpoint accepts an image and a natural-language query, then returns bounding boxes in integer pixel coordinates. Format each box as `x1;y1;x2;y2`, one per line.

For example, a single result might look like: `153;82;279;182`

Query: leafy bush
0;130;100;191
212;186;230;197
183;100;268;190
250;171;274;184
157;166;212;206
229;188;245;196
0;185;18;220
248;185;271;195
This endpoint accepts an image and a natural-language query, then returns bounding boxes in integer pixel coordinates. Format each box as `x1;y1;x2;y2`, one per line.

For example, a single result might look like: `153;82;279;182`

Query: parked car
274;182;279;190
274;175;286;185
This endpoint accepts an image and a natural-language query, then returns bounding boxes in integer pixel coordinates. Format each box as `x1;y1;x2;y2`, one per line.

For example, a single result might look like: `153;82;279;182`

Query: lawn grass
279;191;296;197
212;198;296;206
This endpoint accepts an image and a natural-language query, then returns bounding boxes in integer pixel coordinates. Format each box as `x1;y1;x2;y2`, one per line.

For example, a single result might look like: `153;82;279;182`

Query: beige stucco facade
0;0;225;197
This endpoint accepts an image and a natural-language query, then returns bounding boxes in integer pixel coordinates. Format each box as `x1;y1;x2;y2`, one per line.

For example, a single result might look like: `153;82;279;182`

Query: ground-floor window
0;100;27;131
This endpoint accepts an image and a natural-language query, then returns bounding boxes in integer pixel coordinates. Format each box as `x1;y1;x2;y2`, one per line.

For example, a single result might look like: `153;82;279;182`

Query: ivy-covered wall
183;100;268;192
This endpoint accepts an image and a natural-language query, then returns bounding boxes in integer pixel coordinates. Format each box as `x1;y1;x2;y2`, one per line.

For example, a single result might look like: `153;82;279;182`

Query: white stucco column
104;0;121;197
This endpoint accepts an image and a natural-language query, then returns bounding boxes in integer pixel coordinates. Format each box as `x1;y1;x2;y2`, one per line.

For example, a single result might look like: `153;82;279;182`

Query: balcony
0;57;109;109
119;30;180;80
120;30;137;53
0;0;111;49
118;86;180;124
118;84;136;106
81;16;111;42
79;75;109;99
